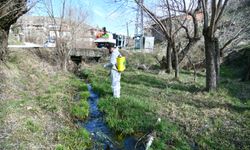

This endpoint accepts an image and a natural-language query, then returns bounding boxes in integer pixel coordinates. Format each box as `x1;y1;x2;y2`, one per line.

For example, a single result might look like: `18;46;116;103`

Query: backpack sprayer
94;27;126;72
116;56;126;72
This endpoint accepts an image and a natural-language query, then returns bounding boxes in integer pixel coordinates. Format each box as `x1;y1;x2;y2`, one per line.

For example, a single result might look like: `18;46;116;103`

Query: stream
76;84;145;150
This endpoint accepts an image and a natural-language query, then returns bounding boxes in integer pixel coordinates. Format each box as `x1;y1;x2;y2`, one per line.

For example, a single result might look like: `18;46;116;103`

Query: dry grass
0;48;89;149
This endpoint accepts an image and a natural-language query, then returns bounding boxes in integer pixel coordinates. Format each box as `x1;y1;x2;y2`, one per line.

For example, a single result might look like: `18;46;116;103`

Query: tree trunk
177;38;199;64
0;27;9;61
174;50;179;79
245;65;250;81
205;36;218;91
215;38;220;87
172;42;179;79
0;0;28;61
166;41;172;73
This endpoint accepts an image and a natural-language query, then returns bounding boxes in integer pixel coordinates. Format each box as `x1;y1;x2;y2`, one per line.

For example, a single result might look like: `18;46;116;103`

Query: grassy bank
0;49;90;149
81;63;250;149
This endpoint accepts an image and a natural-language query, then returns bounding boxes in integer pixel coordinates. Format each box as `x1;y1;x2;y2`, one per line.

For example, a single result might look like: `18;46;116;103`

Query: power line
134;0;144;36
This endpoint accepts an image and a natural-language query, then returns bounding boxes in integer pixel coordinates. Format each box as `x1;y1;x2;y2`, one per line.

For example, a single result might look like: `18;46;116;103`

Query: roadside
7;42;43;48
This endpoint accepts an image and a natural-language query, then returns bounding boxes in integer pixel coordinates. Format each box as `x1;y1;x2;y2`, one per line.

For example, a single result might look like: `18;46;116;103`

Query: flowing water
77;84;145;150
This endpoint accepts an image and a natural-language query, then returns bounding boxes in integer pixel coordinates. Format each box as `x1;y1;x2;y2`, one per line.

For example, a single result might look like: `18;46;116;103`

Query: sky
31;0;137;36
30;0;193;36
82;0;136;35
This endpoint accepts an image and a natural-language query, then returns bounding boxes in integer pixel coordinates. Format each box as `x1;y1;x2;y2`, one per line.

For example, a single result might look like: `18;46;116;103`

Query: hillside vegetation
0;48;249;150
80;50;250;150
0;49;90;149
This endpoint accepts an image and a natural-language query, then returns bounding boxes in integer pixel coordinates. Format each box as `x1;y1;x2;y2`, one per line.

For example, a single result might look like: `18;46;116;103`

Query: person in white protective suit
104;45;121;98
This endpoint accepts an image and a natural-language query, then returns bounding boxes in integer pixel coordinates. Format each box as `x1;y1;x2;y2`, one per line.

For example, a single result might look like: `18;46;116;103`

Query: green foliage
86;67;191;149
69;78;88;91
83;64;250;150
70;80;90;120
55;144;66;150
154;120;190;150
99;96;154;134
78;69;95;82
58;127;90;150
220;66;238;79
221;45;250;80
80;91;90;99
71;99;89;120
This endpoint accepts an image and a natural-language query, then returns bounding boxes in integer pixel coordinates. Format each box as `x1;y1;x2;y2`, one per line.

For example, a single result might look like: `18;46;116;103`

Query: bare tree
0;0;31;61
199;0;230;91
218;0;250;56
41;0;88;71
44;0;67;70
65;4;88;49
135;0;201;78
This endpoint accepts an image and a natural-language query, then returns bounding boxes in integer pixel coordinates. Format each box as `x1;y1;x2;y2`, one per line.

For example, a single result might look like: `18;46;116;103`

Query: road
8;42;43;48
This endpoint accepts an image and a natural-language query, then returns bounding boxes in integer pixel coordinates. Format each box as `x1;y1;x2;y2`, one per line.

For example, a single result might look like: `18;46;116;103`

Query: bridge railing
69;48;108;57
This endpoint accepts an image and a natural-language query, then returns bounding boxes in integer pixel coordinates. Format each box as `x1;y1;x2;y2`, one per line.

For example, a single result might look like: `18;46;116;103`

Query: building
10;15;98;48
146;12;203;43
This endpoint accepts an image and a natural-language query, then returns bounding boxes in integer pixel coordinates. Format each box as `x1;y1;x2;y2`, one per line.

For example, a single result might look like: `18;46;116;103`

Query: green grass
80;64;250;150
2;48;249;149
25;119;41;133
0;49;90;149
70;79;90;121
80;91;90;99
56;127;90;150
71;99;89;120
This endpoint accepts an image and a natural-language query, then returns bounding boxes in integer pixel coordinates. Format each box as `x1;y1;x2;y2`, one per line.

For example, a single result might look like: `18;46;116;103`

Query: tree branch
220;24;248;52
210;0;217;36
134;0;170;40
214;0;229;29
200;0;209;29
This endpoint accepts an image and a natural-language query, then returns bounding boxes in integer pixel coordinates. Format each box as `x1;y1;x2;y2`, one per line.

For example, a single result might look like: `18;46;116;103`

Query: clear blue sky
31;0;137;36
83;0;136;35
30;0;193;35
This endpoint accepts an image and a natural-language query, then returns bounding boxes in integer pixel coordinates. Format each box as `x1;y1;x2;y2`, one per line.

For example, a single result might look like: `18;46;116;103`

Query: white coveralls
104;47;121;98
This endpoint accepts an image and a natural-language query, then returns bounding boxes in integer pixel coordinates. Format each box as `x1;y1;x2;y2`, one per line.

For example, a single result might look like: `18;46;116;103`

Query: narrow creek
76;84;145;150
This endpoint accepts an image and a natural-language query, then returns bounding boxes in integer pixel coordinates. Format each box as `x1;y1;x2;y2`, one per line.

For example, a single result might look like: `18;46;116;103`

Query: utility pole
126;22;129;37
134;0;144;49
126;22;129;47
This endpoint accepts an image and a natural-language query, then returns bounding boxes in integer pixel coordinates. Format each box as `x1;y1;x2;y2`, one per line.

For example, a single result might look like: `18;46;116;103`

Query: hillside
79;50;250;149
0;48;90;149
0;48;249;149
